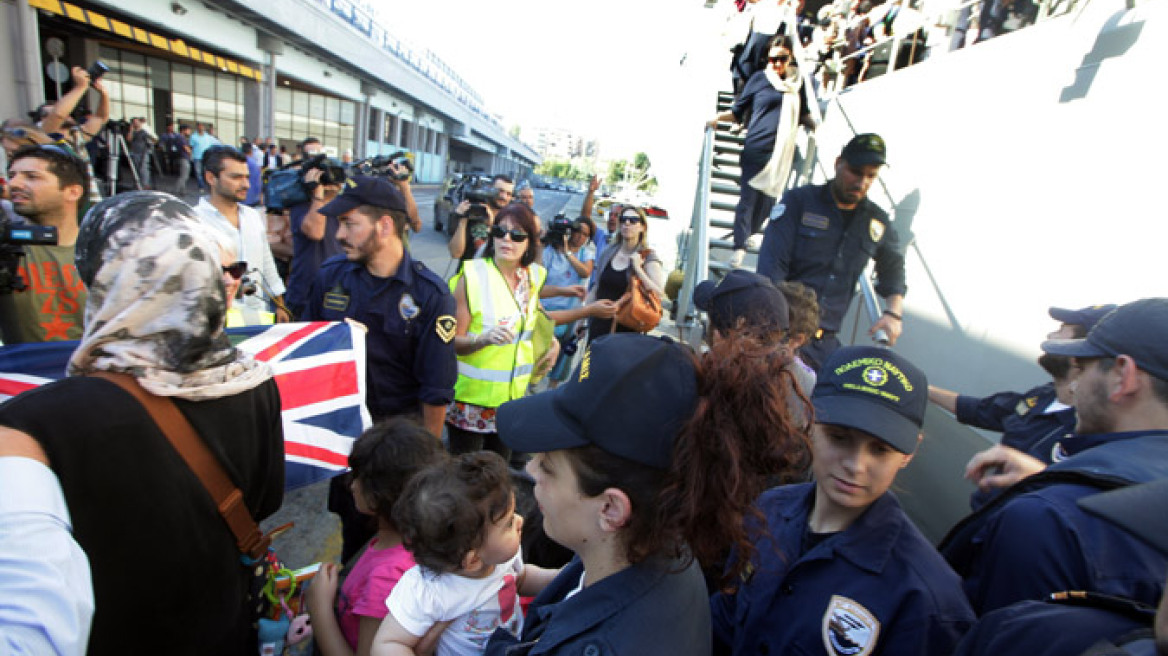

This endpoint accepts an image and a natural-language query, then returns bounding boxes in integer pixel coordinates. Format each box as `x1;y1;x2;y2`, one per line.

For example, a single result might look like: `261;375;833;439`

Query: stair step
710;169;739;183
714;133;745;146
712;156;740;169
710;182;740;197
709;218;734;230
710;199;737;213
708;238;760;253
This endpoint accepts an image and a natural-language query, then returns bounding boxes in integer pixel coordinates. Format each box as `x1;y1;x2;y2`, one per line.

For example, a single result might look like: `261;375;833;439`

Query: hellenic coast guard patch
435;315;457;343
822;595;880;656
869;219;885;242
399;293;420;320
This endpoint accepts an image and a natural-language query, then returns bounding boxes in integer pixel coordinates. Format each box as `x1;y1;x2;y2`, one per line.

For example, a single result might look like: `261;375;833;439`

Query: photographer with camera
539;215;599;387
447;173;513;262
284;137;344;319
194;145;290;324
0;145;89;344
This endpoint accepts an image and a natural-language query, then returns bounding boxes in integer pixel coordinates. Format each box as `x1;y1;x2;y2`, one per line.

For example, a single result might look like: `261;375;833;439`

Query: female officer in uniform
485;331;811;655
711;345;975;656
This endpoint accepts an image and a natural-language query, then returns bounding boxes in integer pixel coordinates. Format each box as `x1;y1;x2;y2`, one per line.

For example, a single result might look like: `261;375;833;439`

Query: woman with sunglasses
585;206;666;342
446;204;557;459
708;34;810;268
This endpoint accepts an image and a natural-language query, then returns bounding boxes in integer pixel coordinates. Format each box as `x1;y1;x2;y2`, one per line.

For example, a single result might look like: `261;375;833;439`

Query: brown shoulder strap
92;372;270;560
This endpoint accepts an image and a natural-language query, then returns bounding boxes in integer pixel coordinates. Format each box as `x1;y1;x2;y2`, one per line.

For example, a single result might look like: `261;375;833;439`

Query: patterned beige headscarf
69;191;271;400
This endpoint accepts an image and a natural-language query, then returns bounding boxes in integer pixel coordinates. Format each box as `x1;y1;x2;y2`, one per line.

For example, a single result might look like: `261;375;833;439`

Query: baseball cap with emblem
496;334;697;470
812;345;927;454
693;270;790;334
319;174;407;217
1041;298;1168;381
841;133;888;167
1048;304;1118;332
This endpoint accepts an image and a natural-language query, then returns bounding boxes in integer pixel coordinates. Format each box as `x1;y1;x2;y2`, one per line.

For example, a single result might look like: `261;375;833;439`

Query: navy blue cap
319;175;407;217
1041;298;1168;381
1078;479;1168;555
812;346;928;454
497;334;697;470
841;133;887;167
1048;304;1117;331
693;270;789;333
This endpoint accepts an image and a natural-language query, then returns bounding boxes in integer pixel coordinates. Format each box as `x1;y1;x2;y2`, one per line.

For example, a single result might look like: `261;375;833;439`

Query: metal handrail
675;125;716;346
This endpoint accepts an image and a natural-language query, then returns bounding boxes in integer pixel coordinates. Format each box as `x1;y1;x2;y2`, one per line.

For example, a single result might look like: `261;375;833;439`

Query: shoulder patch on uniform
802;212;830;230
435;315;457;343
822;595;880;656
869;219;885;242
1016;396;1038;416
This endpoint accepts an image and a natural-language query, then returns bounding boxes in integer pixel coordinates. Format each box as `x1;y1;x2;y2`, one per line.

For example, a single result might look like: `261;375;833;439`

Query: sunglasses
221;261;248;280
490;225;529;242
769;54;792;64
619;215;643;224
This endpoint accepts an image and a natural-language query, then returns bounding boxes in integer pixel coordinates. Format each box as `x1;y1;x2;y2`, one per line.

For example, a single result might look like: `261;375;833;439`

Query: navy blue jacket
711;484;974;656
285;200;342;314
940;432;1168;615
756;183;906;332
304;251;456;419
955;382;1076;463
485;555;711;656
953;597;1155;656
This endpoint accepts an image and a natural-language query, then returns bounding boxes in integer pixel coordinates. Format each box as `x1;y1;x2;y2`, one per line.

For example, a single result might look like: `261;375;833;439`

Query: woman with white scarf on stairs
709;34;810;269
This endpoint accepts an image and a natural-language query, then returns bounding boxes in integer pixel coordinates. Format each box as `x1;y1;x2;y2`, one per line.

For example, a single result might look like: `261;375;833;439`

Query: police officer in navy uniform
929;304;1116;509
304;175;457;561
940;298;1168;617
711;345;975;656
952;478;1168;656
756;134;907;372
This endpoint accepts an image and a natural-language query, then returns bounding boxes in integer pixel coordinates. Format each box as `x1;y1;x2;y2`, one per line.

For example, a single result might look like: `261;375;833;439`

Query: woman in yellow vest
446;204;553;459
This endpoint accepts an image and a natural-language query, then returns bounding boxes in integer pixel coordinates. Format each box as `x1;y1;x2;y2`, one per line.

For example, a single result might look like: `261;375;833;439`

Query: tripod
104;125;143;196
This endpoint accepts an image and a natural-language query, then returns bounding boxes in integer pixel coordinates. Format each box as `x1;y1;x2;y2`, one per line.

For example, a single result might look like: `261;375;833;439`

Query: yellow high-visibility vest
451;258;547;408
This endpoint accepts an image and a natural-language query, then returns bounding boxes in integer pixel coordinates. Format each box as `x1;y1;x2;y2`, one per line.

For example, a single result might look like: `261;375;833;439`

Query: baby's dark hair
347;417;446;530
777;281;820;341
393;451;514;573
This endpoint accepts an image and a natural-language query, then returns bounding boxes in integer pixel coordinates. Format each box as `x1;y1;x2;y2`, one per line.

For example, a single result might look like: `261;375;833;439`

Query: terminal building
2;0;539;183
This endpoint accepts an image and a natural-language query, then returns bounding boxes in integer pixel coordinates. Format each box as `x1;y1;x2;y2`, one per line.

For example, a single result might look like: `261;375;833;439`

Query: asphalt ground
260;186;583;569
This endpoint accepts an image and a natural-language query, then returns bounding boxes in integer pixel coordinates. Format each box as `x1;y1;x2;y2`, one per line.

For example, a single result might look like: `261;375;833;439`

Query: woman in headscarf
0;191;285;656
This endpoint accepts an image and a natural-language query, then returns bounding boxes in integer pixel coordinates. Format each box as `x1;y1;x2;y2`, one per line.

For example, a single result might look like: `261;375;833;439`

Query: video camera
546;213;574;247
350;151;414;182
264;153;348;211
1;215;58;295
449;174;500;221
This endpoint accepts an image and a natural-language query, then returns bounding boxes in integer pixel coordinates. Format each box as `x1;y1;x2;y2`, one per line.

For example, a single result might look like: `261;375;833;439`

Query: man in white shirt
194;146;290;323
0;427;94;656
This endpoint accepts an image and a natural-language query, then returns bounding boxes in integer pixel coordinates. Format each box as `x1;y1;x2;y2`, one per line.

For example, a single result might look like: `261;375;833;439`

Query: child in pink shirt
307;418;447;656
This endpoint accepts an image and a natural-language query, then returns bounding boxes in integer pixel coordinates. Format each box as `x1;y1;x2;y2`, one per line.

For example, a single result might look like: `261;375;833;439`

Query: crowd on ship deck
2;18;1167;656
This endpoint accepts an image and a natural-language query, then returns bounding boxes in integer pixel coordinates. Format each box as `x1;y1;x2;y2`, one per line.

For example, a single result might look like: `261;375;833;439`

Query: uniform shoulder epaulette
415;263;451;295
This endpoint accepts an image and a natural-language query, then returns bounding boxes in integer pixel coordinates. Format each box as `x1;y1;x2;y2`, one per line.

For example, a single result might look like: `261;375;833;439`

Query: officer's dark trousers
733;174;777;250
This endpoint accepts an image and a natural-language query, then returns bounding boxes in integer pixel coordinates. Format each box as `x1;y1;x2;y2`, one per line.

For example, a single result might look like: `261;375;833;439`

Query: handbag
614;249;663;333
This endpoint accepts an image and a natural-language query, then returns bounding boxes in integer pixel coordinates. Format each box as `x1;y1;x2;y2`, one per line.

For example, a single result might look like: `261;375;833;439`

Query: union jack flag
0;322;371;490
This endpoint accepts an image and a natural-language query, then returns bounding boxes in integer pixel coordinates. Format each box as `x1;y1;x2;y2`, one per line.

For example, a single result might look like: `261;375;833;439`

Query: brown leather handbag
614;250;663;333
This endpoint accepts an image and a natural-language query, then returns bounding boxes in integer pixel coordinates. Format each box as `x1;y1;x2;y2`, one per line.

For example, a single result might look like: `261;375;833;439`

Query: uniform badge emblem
435;315;457;343
399;293;420;320
802;212;830;230
822;595;880;656
869;219;885;242
323;285;349;312
862;366;889;387
1016;397;1038;416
